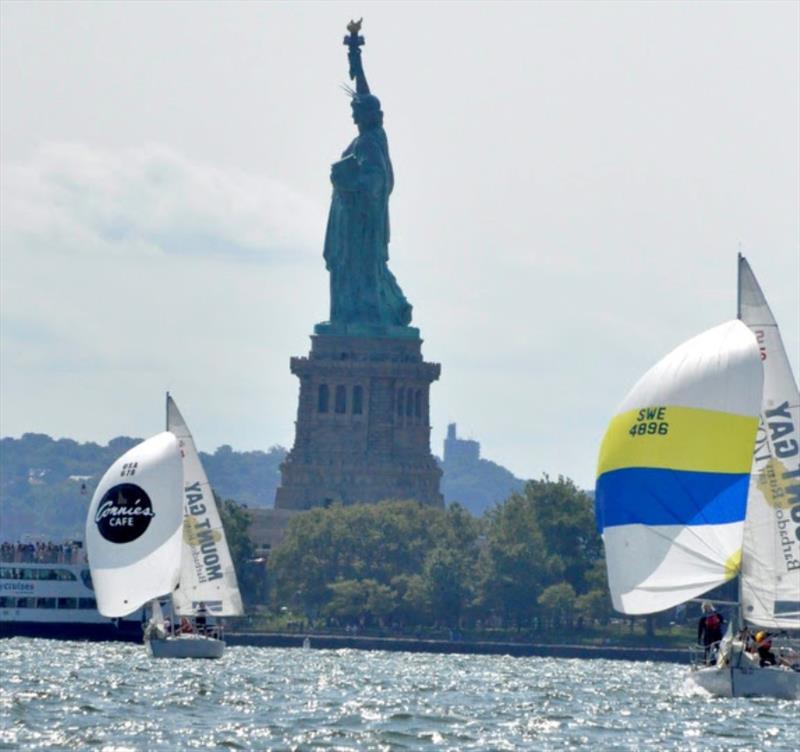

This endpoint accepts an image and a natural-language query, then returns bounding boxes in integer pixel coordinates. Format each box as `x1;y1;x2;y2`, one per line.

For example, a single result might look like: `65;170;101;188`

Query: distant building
443;423;480;464
440;424;525;516
246;508;299;561
27;469;48;486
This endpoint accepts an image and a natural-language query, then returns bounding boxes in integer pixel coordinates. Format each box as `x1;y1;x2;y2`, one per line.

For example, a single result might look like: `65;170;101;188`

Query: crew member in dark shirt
754;631;777;667
697;601;725;663
195;602;208;636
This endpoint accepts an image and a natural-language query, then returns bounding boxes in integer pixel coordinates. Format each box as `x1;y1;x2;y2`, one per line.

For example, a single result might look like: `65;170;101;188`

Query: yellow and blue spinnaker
595;320;763;614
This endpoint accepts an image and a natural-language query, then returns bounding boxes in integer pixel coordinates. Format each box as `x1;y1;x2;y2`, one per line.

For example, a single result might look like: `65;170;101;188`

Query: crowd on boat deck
0;541;84;564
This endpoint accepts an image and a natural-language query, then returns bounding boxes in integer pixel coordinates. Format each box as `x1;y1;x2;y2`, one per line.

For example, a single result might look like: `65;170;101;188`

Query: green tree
324;578;396;626
269;500;482;623
537;582;577;629
575;589;612;626
519;476;601;592
391;574;431;625
218;497;265;607
479;476;604;628
423;546;472;627
481;492;550;627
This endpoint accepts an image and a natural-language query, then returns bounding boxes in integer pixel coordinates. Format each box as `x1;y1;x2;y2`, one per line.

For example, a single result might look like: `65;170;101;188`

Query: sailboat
595;256;799;699
85;395;243;659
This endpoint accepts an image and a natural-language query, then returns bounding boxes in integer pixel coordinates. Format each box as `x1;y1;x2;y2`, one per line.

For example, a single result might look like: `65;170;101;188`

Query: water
1;638;797;751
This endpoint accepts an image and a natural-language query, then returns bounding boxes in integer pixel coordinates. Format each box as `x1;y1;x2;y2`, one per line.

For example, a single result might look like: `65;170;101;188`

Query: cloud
0;144;330;453
1;142;324;263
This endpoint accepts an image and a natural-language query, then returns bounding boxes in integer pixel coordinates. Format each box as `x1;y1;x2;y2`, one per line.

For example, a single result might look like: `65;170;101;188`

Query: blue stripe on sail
595;467;749;531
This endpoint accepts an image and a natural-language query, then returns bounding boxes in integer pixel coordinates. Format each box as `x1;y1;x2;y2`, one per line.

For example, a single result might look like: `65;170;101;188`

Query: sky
1;1;798;492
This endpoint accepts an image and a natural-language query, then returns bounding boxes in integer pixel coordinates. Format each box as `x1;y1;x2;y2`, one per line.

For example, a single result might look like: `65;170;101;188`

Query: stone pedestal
274;333;443;509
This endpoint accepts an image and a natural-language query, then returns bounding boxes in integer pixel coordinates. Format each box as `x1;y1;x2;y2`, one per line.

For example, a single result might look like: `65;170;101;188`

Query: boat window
37;598;56;609
78;598;97;610
0;597;12;607
0;567;76;581
58;598;78;609
335;385;347;414
15;598;34;608
353;385;363;415
318;384;329;413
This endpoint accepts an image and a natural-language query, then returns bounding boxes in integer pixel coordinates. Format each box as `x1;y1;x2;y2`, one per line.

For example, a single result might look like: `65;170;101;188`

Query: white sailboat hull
146;634;225;659
691;663;800;700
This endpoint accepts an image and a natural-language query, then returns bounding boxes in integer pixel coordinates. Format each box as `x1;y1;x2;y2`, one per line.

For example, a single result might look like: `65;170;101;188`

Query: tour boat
85;395;243;659
0;544;144;641
595;256;799;699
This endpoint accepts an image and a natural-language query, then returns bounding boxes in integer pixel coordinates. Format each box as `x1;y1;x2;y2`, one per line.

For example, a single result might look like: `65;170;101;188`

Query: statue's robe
324;126;412;327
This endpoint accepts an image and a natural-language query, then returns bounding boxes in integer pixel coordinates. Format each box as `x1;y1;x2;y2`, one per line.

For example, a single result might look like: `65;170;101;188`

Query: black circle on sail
94;483;156;544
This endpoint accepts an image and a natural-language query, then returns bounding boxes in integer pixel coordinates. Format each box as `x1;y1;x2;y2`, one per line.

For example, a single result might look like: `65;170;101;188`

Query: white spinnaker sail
595;321;763;614
167;395;244;617
85;432;184;618
738;255;800;629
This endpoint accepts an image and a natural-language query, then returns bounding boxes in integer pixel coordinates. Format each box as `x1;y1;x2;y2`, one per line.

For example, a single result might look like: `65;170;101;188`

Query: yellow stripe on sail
724;548;742;581
597;406;758;477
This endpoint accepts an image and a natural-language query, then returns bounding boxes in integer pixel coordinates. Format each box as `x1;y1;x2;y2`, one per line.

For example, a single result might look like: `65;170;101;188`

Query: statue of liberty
319;20;413;334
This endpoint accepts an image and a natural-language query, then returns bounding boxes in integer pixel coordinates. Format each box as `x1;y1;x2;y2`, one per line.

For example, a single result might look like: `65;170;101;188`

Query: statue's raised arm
344;18;370;95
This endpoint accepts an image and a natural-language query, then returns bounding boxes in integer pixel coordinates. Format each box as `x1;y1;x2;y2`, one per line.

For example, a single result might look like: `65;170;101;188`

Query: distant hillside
438;423;526;516
439;455;525;516
0;433;285;541
0;430;526;540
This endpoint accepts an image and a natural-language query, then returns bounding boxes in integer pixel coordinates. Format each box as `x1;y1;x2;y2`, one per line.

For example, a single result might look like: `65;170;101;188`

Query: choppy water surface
1;638;797;751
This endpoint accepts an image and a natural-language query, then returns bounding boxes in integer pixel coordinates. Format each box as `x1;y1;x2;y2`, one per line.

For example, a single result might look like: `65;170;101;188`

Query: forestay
167;395;244;617
85;432;184;618
738;256;800;629
596;320;763;614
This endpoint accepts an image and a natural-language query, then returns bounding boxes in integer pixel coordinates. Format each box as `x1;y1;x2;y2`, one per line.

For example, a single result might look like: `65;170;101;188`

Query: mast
736;254;743;629
737;252;743;321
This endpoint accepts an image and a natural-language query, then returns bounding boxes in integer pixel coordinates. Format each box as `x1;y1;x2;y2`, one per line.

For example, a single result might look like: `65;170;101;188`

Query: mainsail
596;320;763;614
167;395;244;617
738;255;800;629
85;432;184;617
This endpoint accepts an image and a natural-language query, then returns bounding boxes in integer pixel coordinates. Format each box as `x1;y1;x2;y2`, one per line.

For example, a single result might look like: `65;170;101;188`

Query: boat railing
158;617;224;641
0;542;86;565
691;633;800;672
689;640;724;669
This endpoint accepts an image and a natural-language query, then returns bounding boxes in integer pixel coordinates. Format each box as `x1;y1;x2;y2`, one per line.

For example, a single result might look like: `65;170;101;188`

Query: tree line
256;476;611;631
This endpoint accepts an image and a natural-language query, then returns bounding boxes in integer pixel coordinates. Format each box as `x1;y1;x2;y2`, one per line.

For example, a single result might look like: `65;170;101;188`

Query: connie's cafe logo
95;482;155;544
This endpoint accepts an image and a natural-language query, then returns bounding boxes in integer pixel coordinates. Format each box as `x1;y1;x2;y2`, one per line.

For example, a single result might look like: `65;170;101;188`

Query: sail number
629;407;669;437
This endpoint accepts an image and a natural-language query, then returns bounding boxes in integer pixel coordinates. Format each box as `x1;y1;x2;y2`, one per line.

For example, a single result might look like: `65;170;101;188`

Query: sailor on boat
697;601;725;664
595;256;800;699
753;630;777;667
194;601;208;635
86;395;242;659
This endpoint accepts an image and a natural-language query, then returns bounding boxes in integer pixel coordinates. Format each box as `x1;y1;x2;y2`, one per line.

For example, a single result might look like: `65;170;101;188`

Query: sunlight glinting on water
1;639;798;751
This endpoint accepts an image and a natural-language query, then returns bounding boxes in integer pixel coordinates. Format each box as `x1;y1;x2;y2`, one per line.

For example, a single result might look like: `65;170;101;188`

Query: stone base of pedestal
274;332;443;510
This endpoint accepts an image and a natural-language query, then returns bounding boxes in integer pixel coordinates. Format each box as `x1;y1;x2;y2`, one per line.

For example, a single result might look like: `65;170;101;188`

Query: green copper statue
317;20;415;337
